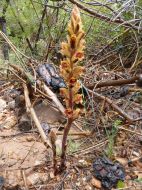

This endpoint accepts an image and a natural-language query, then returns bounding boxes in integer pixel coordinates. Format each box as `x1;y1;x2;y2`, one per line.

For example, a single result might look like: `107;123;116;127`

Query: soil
0;76;142;190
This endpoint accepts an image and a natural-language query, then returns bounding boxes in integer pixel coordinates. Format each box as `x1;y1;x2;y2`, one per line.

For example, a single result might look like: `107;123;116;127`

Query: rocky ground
0;65;142;190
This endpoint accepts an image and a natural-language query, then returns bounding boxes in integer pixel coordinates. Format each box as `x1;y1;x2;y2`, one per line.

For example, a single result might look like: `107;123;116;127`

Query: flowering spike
59;5;85;171
60;5;85;106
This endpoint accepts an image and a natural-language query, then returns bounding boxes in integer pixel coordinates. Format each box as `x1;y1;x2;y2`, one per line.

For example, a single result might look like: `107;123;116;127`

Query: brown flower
61;60;70;70
69;77;77;86
70;35;76;49
65;108;73;118
75;52;84;59
73;66;84;77
73;94;83;104
73;108;81;120
60;88;68;97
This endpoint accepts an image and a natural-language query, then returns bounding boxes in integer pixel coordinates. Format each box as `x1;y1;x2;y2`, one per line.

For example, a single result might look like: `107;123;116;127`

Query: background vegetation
0;0;141;67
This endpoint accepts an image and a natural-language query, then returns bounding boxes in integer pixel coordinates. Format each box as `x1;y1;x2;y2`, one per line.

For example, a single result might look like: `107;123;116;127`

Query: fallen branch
73;139;108;155
10;64;82;130
41;82;65;114
87;75;139;89
9;64;64;113
118;125;142;137
23;83;51;148
84;86;142;123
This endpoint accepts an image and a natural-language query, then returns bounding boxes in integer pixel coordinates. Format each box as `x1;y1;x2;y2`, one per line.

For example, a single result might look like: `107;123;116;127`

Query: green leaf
117;180;125;188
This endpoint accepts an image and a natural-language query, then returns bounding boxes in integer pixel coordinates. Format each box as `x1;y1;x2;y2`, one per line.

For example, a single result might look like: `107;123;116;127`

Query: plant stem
60;117;73;171
50;136;58;175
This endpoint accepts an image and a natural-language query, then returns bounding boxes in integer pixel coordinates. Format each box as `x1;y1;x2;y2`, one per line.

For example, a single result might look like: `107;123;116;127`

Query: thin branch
23;83;51;148
87;75;139;89
84;86;142;123
9;1;34;54
68;0;142;31
34;5;47;51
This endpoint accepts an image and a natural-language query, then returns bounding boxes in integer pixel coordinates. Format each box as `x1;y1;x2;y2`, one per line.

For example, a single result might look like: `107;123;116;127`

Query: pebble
91;177;101;189
85;184;92;190
8;100;15;109
49;172;55;179
26;136;35;142
0;99;7;112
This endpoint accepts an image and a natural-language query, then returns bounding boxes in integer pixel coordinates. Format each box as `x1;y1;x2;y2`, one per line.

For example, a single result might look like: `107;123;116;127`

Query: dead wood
23;83;51;148
85;86;142;123
39;82;65;115
118;125;142;137
9;64;64;113
9;64;82;131
49;131;58;175
87;75;139;89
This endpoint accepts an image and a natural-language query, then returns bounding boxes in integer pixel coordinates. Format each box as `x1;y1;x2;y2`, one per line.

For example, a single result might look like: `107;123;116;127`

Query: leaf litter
0;60;142;190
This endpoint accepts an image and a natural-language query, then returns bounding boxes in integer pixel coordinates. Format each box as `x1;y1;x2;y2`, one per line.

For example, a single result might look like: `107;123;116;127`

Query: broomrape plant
59;5;85;171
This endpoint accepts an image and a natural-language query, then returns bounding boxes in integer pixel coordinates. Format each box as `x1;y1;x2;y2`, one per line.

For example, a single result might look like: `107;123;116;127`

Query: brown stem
50;131;58;175
60;117;73;171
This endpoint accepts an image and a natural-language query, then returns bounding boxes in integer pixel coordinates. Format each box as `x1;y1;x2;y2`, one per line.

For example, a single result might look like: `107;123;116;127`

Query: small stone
91;177;101;189
79;159;84;163
17;114;32;131
3;116;17;129
49;172;55;179
125;175;131;180
82;177;86;182
76;182;80;186
0;176;4;188
8;100;15;109
66;161;70;167
74;155;79;158
56;176;60;182
27;173;40;185
26;136;35;142
0;160;5;166
132;151;140;157
34;160;42;166
41;173;49;182
5;171;22;188
78;159;88;167
0;99;7;112
85;184;92;190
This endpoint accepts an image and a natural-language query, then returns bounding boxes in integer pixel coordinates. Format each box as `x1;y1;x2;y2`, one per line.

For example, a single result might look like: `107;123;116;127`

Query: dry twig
68;0;141;31
49;131;58;175
84;86;142;123
23;83;51;148
87;75;139;89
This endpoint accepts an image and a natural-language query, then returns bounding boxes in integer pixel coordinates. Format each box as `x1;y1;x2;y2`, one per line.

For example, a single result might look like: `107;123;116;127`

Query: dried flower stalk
49;130;58;175
59;5;85;170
